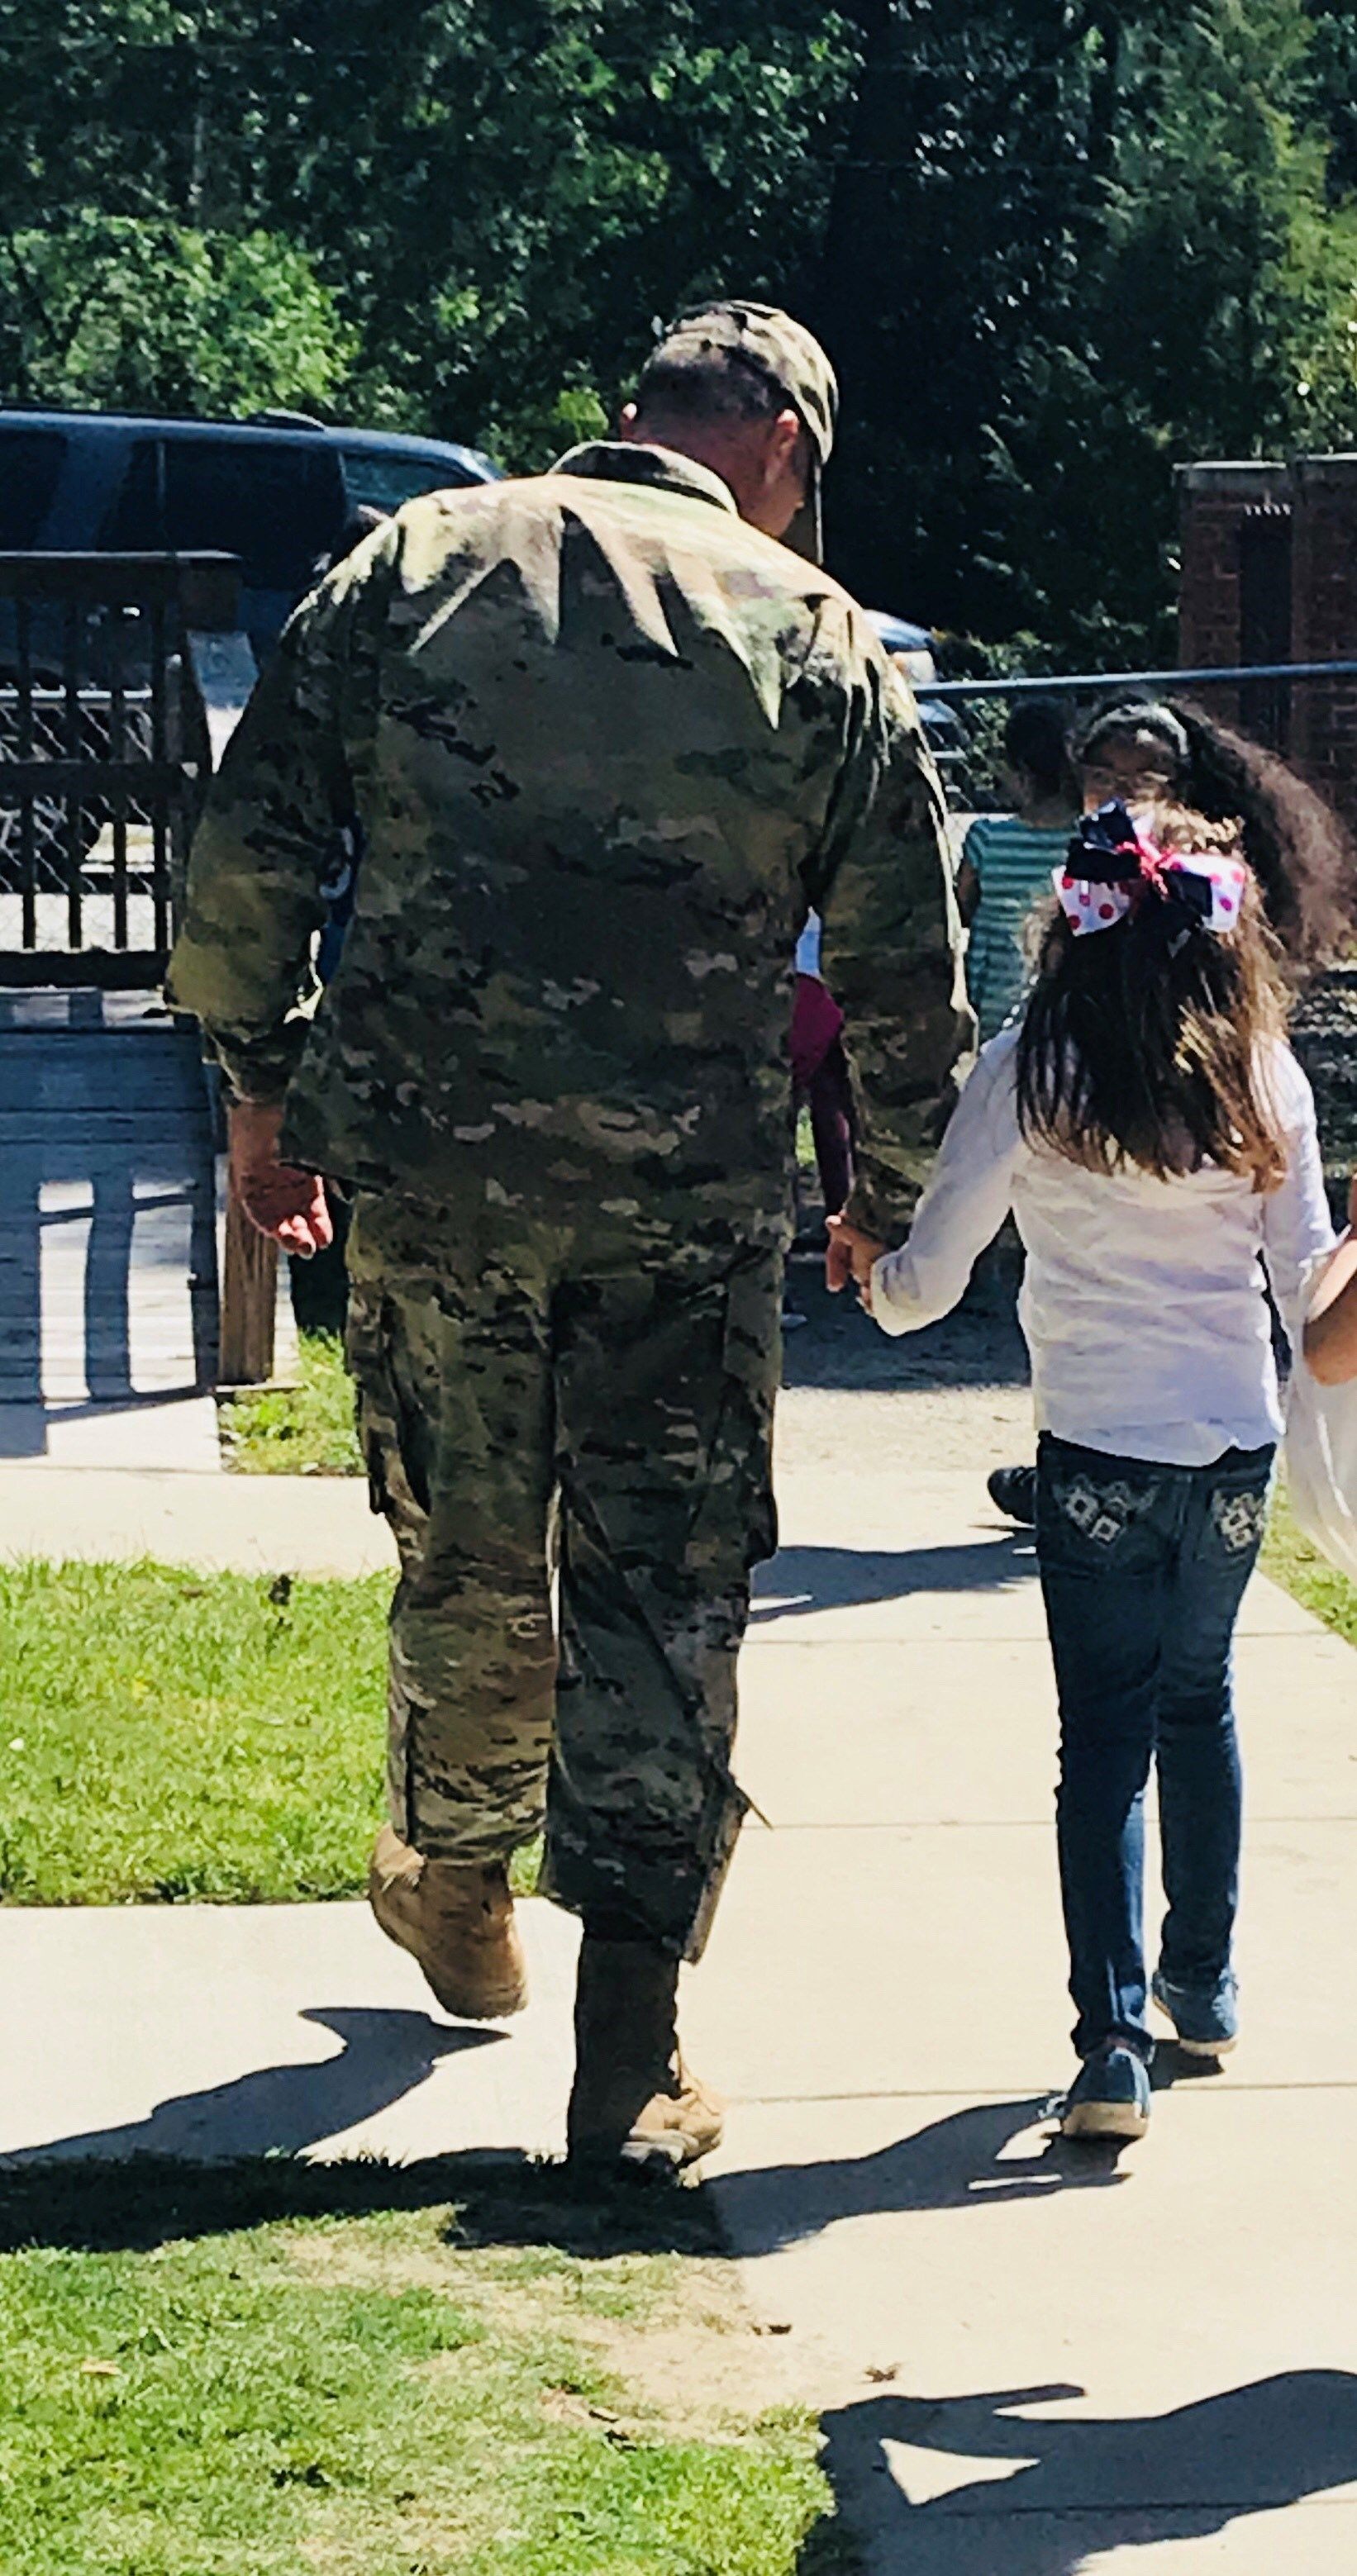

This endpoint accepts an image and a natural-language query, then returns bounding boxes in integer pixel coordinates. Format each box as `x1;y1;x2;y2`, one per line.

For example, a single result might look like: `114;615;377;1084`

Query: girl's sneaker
1061;2042;1152;2141
1151;1969;1239;2057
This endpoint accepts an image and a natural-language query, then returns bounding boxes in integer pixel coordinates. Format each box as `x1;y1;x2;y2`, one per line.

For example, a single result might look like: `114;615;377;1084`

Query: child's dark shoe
987;1462;1037;1526
1152;1968;1239;2057
1061;2041;1152;2141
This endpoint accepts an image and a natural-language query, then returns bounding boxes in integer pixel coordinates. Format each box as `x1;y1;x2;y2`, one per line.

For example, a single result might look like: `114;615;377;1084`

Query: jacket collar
549;440;739;519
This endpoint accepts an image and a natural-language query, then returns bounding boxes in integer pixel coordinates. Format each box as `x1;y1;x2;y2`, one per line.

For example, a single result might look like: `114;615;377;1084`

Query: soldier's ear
759;409;806;503
617;402;641;441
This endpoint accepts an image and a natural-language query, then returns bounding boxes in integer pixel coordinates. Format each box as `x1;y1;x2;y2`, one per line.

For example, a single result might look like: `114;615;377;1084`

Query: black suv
0;411;500;901
0;408;501;656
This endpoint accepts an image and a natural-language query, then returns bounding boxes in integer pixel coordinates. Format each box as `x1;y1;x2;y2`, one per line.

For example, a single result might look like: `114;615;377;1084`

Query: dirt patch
287;2234;459;2297
286;2210;823;2436
573;2304;826;2432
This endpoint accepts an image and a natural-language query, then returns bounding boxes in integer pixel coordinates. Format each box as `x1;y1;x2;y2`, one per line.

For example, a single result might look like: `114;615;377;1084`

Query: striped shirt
962;815;1073;1041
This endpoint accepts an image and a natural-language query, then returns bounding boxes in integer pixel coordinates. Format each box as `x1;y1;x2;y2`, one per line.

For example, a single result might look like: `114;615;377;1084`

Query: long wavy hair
1076;698;1355;968
1016;806;1292;1191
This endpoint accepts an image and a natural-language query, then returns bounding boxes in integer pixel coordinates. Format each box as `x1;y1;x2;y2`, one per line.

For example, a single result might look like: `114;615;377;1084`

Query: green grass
0;1559;543;1907
1262;1485;1357;1646
0;2160;854;2576
0;1559;389;1903
17;1488;1345;1913
220;1329;363;1476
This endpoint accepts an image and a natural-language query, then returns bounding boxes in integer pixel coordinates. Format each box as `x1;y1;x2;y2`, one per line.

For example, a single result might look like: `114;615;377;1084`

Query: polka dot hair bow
1051;801;1248;956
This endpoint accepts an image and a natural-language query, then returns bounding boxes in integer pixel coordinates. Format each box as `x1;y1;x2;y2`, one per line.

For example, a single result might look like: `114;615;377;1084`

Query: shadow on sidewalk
0;995;218;1455
751;1530;1035;1623
714;2097;1125;2255
800;2374;1357;2572
0;2002;731;2260
0;2006;502;2171
780;1257;1030;1396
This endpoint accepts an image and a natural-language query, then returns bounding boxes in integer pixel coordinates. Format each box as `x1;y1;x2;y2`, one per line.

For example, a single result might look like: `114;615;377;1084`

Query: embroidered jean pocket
1041;1460;1162;1570
1198;1457;1274;1566
1209;1487;1269;1556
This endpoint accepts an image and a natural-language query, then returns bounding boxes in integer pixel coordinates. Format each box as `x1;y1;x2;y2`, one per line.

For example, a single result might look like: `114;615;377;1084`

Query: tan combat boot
369;1825;528;2020
566;1937;724;2173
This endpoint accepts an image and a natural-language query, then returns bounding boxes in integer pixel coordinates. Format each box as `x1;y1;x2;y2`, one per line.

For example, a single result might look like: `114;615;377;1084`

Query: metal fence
921;657;1357;816
0;554;226;987
918;655;1357;1177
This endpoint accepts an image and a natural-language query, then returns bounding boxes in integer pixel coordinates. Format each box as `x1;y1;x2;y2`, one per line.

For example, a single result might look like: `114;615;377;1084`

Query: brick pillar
1288;455;1357;847
1177;461;1290;732
1178;459;1357;1176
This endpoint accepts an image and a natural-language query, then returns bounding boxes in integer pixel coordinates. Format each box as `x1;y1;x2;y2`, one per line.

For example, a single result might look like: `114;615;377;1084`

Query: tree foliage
0;0;1355;658
0;218;355;412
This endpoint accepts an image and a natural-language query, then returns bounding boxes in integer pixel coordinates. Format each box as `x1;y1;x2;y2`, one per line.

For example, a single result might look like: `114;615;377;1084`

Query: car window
99;440;164;549
0;429;68;545
161;440;341;590
340;449;477;513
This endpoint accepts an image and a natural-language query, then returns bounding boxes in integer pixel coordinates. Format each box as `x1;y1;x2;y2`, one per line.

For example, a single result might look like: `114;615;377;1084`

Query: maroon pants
791;972;854;1215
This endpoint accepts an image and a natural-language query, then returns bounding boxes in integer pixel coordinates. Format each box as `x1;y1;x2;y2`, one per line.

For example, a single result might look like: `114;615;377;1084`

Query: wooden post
219;1162;278;1385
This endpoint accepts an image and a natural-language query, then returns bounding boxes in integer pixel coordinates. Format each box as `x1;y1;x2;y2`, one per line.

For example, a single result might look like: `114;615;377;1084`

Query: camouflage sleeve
811;637;974;1238
164;522;396;1102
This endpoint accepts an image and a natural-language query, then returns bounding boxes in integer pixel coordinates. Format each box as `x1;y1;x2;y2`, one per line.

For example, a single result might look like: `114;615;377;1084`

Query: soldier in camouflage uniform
167;302;971;2170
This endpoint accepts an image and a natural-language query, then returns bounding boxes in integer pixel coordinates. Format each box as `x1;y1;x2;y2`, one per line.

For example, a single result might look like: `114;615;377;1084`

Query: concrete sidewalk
0;1459;394;1572
2;1406;1357;2568
0;994;221;1468
698;1454;1357;2571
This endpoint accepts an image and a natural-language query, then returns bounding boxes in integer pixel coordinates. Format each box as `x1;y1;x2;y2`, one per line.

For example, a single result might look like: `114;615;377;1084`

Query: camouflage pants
345;1193;782;1961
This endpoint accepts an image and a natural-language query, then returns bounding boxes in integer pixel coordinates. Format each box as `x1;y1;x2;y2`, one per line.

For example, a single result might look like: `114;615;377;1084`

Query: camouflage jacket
167;442;972;1242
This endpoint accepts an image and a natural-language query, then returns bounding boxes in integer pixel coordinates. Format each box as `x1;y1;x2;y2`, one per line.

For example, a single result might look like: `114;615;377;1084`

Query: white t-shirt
870;1027;1336;1466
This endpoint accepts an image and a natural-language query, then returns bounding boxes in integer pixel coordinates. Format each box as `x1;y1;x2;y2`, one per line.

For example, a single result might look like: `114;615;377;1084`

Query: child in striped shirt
958;700;1076;1041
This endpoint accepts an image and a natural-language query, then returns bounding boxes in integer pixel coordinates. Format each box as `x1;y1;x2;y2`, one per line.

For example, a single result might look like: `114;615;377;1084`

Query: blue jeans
1036;1433;1274;2060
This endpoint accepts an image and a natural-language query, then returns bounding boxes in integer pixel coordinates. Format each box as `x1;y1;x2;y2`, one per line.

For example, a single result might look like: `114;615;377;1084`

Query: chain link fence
916;658;1357;1182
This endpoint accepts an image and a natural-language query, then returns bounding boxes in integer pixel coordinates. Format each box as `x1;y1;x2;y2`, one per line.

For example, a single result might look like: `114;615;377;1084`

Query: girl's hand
826;1213;887;1305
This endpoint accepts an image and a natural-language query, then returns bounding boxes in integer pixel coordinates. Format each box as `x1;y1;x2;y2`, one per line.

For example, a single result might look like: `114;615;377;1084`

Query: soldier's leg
548;1240;780;2164
345;1199;558;2014
543;1242;781;1965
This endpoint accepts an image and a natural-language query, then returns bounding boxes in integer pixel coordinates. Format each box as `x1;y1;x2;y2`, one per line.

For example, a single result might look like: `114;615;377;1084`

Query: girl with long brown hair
988;693;1353;1527
829;794;1336;2144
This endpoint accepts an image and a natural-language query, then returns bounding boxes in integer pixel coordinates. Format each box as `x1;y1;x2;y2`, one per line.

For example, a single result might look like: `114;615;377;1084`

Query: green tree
2;0;1357;660
987;0;1357;654
0;216;355;412
812;0;1357;654
242;0;855;463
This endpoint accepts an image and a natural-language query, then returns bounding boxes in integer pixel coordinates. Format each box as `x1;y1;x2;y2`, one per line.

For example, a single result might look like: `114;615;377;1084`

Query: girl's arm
1260;1051;1338;1349
955;825;982;928
865;1038;1023;1337
1302;1182;1357;1385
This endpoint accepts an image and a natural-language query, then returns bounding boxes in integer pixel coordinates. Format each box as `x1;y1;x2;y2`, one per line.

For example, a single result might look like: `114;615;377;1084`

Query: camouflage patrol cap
643;300;839;561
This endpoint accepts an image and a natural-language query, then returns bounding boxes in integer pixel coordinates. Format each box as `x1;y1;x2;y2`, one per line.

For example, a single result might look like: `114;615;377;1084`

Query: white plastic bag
1284;1332;1357;1584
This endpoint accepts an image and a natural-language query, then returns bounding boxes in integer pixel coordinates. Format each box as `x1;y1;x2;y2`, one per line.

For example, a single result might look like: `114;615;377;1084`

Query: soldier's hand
826;1214;885;1307
229;1099;334;1258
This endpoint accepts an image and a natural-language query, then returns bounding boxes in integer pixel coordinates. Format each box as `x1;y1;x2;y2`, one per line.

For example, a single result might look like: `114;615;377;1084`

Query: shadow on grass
0;2148;862;2569
0;2146;724;2261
